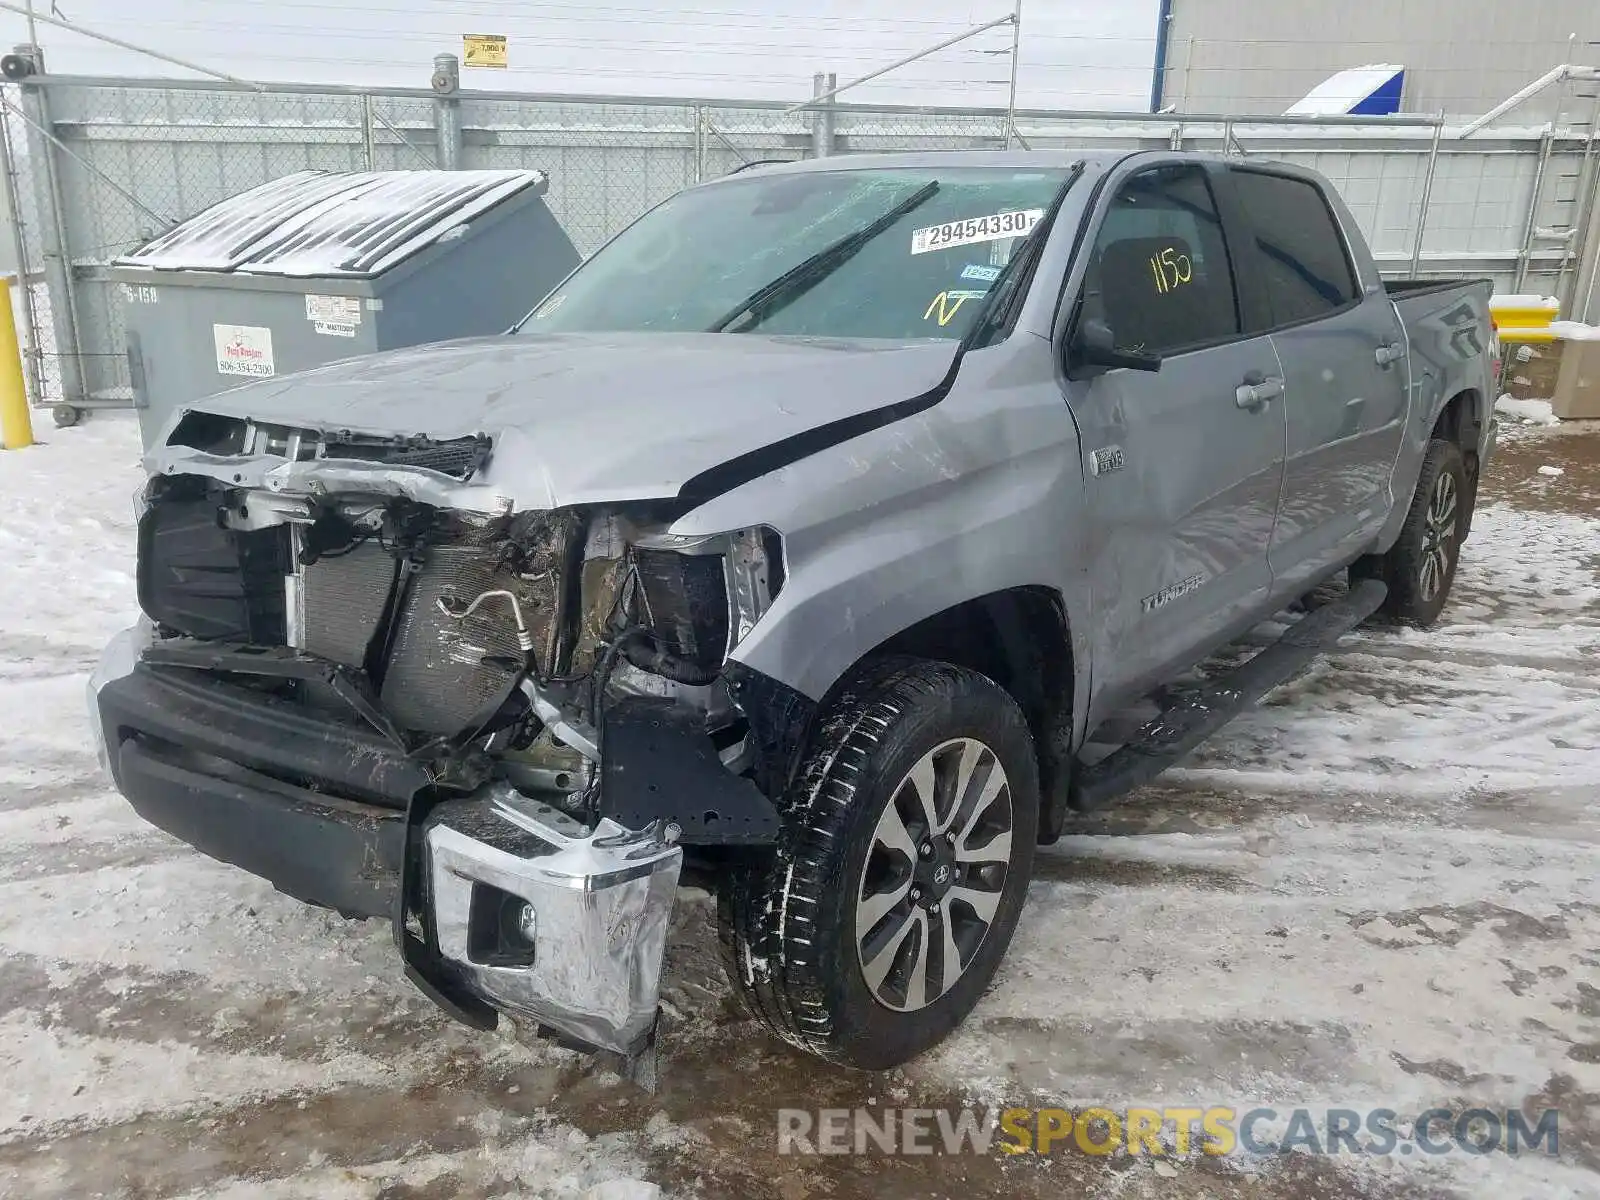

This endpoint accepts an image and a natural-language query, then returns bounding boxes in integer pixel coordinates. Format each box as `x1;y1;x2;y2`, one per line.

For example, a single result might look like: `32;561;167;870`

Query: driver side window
1085;165;1241;358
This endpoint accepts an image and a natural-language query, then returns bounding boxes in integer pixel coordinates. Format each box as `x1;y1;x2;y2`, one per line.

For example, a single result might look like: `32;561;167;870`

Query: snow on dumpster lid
114;169;548;279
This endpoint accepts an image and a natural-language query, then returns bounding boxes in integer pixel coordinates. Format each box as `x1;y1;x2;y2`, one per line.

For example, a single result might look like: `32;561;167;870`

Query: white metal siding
1163;0;1599;119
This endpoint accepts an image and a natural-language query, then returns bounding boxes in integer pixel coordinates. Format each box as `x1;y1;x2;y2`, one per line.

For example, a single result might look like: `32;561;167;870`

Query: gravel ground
0;415;1596;1199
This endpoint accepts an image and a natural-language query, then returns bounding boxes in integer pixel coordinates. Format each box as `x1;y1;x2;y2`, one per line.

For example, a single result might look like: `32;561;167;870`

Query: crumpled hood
176;332;959;509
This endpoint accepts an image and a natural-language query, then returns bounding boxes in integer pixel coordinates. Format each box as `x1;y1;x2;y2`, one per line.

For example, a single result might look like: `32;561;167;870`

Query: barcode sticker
910;209;1043;255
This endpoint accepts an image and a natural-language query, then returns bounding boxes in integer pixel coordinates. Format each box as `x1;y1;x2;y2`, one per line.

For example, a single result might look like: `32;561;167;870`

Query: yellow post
0;273;33;449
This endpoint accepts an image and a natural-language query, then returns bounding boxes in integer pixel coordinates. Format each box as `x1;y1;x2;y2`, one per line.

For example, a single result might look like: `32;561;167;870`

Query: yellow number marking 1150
1149;246;1194;294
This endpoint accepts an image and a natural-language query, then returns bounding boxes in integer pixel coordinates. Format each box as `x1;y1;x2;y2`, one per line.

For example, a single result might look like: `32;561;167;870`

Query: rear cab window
1227;169;1360;328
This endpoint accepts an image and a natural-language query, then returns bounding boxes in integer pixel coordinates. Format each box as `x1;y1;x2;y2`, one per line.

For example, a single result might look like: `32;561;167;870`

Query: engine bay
134;438;785;836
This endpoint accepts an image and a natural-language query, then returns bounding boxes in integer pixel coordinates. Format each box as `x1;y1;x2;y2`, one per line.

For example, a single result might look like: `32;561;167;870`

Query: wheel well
1432;389;1483;533
867;586;1076;840
1432;389;1480;448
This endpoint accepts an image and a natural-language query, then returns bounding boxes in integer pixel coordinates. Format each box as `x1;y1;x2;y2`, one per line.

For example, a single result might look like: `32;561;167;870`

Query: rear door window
1228;169;1359;327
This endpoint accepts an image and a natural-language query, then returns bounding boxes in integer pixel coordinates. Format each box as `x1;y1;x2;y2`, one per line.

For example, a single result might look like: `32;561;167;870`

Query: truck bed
1387;277;1495;342
1384;277;1493;300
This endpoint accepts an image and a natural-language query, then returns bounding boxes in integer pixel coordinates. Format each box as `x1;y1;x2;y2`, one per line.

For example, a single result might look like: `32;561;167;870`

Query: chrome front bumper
91;623;684;1060
423;784;682;1056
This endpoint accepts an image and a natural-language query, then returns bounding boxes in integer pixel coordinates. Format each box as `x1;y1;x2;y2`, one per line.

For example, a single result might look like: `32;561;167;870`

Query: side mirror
1071;317;1162;375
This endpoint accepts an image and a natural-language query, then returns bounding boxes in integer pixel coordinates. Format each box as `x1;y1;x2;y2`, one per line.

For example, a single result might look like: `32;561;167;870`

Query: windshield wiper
707;180;940;333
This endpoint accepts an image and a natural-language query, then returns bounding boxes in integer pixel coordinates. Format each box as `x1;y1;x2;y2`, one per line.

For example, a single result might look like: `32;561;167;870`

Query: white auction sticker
910;208;1043;255
213;324;275;378
306;294;362;326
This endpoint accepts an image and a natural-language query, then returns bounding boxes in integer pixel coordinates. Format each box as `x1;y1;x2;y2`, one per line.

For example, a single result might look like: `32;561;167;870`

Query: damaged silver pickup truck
91;150;1495;1073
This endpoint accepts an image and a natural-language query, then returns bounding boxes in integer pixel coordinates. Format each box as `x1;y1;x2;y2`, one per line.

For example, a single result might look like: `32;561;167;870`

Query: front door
1062;163;1288;716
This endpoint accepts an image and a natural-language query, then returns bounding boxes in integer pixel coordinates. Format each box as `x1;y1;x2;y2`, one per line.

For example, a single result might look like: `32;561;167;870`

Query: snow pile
1159;504;1600;794
1489;293;1559;309
1550;319;1600;341
0;417;142;647
1494;393;1560;425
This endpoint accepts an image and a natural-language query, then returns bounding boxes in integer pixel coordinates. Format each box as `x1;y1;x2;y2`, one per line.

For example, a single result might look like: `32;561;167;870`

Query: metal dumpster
110;169;580;447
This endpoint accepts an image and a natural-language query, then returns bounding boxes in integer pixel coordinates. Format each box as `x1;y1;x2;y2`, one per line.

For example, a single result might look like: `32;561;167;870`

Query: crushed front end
91;416;796;1061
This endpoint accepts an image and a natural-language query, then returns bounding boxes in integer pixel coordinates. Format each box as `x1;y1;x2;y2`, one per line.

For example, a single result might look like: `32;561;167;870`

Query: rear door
1220;167;1409;591
1060;161;1288;712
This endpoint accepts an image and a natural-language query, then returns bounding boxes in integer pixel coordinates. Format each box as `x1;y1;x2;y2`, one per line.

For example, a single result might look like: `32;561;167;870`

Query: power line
82;20;1011;61
236;0;1003;32
141;0;1017;34
65;0;1163;44
69;16;1157;74
43;43;1142;98
10;1;1158;106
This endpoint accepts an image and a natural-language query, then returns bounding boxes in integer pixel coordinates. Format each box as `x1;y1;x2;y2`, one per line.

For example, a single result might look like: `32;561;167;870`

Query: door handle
1235;376;1284;409
1375;340;1404;366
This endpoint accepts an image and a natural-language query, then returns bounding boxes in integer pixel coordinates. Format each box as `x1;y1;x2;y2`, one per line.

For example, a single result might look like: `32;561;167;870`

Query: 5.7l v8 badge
1090;445;1126;476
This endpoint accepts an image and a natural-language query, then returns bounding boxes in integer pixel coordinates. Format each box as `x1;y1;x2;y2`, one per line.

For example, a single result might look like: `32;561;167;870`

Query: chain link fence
3;72;1597;413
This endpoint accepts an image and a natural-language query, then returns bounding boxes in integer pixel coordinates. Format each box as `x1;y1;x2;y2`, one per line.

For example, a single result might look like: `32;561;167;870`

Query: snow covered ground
1;415;1597;1199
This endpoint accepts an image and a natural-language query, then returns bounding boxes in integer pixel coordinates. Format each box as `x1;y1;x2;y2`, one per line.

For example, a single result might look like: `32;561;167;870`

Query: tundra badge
1141;573;1205;613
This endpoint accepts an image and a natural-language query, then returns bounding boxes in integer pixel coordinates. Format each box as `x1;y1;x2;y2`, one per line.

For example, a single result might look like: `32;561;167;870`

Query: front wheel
718;657;1038;1070
1353;437;1465;627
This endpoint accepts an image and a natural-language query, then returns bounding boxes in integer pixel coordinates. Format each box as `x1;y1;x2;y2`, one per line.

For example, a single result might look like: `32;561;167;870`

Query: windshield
522;166;1074;341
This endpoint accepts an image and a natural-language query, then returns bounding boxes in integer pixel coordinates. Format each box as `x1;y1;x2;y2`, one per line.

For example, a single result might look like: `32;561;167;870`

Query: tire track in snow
0;951;456;1062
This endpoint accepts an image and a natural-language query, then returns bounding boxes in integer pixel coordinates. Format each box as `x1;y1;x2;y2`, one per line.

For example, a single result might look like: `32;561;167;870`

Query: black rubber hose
615;628;720;687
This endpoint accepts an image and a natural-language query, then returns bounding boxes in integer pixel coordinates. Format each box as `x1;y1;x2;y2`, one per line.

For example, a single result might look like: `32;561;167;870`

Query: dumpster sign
305;293;362;338
213;324;275;378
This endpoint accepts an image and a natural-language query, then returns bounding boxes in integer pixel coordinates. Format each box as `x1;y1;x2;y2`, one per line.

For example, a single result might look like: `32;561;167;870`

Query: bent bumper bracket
395;782;683;1057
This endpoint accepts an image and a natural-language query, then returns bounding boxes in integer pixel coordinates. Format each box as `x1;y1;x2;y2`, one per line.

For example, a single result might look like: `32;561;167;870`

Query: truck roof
696;148;1329;190
704;149;1124;179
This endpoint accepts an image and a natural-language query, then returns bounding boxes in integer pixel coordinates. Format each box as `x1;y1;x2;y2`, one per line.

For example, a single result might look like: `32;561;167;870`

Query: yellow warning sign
463;34;508;68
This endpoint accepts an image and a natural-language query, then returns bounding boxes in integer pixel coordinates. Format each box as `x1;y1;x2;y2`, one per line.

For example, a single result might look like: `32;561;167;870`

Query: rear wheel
1353;438;1465;627
718;657;1038;1069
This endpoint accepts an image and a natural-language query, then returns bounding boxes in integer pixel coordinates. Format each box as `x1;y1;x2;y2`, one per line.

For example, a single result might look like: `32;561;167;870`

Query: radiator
298;542;395;667
379;544;528;736
298;530;562;737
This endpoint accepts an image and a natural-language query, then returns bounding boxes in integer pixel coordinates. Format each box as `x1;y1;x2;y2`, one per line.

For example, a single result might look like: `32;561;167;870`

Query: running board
1068;578;1387;812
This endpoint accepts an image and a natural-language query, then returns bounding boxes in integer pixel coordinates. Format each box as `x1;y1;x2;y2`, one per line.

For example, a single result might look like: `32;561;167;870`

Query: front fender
733;434;1076;703
677;348;1088;707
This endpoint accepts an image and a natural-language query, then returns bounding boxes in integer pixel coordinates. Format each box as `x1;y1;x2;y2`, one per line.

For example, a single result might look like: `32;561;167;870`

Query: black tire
1353;438;1465;627
718;657;1038;1070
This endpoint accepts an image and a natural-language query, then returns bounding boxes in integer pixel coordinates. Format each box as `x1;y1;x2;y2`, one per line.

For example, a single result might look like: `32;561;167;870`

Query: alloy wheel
1419;469;1458;602
854;737;1015;1013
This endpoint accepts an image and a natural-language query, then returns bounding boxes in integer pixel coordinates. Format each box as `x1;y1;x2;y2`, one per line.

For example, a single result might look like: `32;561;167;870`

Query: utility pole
1005;1;1022;148
0;1;265;87
785;13;1016;114
810;72;836;158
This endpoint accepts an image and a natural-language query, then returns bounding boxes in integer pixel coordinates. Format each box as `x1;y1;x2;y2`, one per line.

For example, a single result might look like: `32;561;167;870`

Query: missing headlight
629;526;782;671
